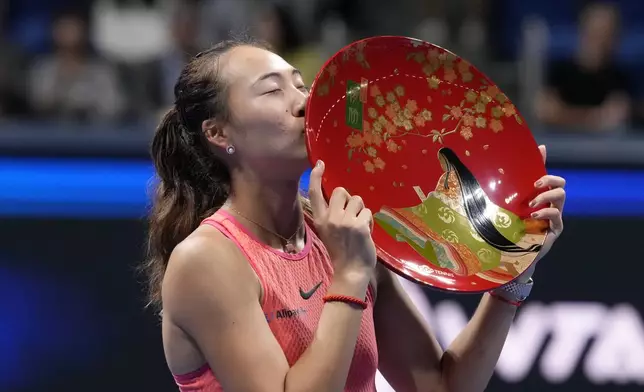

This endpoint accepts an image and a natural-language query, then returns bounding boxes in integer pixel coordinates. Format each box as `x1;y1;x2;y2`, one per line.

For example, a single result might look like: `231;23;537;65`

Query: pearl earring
226;145;236;155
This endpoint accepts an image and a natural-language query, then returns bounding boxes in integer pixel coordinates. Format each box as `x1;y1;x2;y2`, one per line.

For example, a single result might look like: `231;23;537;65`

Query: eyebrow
254;69;303;85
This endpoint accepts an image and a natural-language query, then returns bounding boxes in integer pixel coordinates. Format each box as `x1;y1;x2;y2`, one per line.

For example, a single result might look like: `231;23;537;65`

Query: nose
293;92;308;118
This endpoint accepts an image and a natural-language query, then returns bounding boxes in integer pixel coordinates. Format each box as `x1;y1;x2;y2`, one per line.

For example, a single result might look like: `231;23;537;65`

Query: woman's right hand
308;160;377;278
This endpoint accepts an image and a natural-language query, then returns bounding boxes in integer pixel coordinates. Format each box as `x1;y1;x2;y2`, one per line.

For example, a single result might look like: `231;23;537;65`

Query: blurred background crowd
1;1;643;392
2;0;644;134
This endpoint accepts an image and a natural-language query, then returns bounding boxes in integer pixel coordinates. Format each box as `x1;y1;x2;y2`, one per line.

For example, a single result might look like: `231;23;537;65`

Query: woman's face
580;6;618;59
215;46;310;179
53;16;85;53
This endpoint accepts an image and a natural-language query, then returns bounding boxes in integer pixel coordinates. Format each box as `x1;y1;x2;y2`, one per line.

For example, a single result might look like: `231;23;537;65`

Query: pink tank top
172;209;378;392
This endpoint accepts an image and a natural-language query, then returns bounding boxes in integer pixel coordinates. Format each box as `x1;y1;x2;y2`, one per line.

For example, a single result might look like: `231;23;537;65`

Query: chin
286;151;311;175
270;141;310;176
293;154;312;173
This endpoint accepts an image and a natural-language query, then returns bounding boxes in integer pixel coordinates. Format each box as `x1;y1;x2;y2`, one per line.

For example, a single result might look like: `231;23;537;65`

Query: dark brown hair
143;38;266;310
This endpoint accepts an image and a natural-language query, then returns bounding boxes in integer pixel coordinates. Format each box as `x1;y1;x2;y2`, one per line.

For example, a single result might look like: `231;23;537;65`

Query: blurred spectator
28;12;125;123
416;0;489;57
254;3;324;86
0;1;30;117
0;40;29;118
118;1;203;120
198;0;253;46
3;0;93;55
535;2;631;133
157;3;202;107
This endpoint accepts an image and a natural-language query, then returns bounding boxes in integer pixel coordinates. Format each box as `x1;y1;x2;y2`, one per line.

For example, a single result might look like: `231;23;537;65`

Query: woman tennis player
144;38;566;392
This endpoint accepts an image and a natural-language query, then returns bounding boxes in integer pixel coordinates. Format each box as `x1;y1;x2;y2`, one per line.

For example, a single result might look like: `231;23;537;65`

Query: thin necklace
226;206;305;254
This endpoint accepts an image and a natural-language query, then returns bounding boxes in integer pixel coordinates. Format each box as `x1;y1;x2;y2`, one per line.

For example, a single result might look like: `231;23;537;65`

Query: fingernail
316;160;322;168
535;180;543;187
529;200;537;207
531;212;539;218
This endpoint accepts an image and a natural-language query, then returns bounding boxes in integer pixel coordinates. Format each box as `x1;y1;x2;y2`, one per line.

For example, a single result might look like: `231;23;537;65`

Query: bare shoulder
161;225;260;324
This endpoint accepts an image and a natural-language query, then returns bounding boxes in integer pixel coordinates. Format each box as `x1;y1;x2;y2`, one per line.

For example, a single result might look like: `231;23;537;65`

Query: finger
328;187;350;216
531;207;563;233
308;160;328;217
345;195;365;217
357;207;373;230
539;145;547;165
529;188;566;210
535;175;566;189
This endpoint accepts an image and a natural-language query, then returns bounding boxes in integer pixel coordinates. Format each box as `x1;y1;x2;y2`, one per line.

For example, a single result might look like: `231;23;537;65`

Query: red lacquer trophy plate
305;36;548;292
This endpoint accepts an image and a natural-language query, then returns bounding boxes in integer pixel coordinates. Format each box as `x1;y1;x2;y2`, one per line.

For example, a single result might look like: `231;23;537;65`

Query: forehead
221;45;296;85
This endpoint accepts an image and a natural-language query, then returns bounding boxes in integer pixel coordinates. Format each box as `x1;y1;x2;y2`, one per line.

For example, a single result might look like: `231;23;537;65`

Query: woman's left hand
530;145;566;264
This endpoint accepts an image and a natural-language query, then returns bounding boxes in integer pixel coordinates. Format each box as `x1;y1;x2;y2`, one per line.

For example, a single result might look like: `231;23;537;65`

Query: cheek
236;113;286;152
245;101;290;134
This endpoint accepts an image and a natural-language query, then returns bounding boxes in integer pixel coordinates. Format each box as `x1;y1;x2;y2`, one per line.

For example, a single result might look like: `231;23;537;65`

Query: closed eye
264;88;282;95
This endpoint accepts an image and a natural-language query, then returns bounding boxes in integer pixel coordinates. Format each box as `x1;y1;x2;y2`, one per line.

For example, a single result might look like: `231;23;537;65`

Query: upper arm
162;230;290;392
534;87;564;120
609;70;633;112
537;62;569;112
374;265;446;392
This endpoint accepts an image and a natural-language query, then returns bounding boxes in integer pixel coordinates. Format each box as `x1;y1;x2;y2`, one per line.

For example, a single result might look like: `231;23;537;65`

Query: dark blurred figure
0;1;30;118
157;3;201;108
122;2;202;119
3;0;93;55
254;3;324;87
535;2;631;132
416;0;489;58
256;4;300;57
28;11;124;123
198;0;252;45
